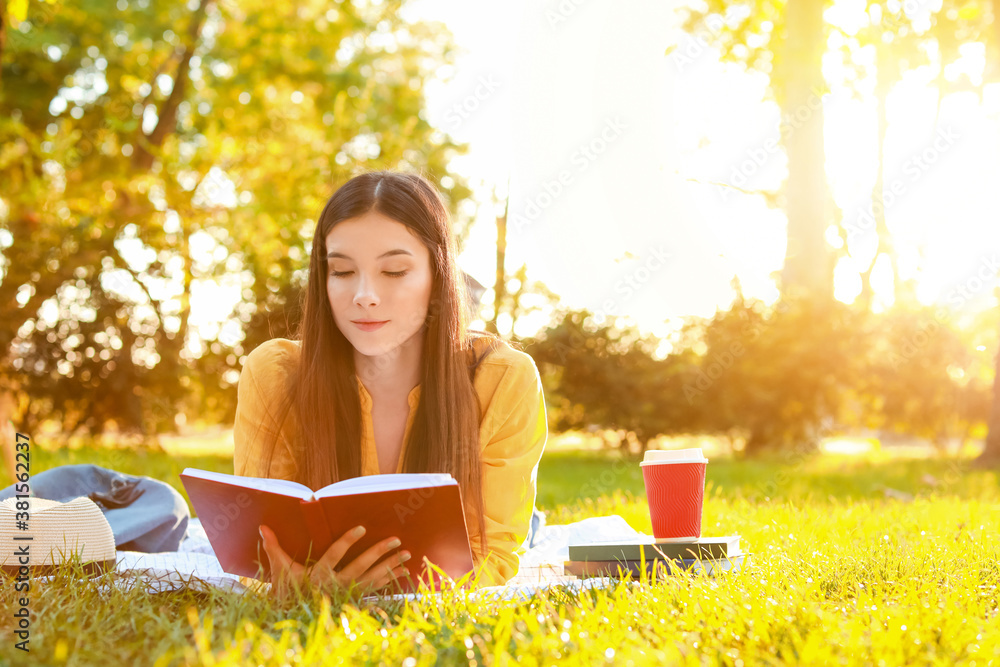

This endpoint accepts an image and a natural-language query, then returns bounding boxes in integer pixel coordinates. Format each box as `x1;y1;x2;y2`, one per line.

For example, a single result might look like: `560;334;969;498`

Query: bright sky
402;0;1000;339
156;0;1000;349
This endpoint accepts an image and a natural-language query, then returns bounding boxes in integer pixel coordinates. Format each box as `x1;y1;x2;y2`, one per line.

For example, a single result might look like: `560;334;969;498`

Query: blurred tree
500;262;560;337
835;0;990;309
980;313;1000;466
524;309;701;456
0;0;471;438
680;0;835;302
686;295;870;455
858;307;991;453
975;0;1000;466
485;181;506;335
679;0;993;306
682;296;990;455
842;6;924;309
478;179;558;340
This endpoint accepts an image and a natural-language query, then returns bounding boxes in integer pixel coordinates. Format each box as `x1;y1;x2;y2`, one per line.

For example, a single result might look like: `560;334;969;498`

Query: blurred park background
1;0;1000;472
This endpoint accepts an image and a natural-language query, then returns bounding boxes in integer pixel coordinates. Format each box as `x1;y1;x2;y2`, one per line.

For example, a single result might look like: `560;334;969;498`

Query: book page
181;468;313;498
314;473;456;499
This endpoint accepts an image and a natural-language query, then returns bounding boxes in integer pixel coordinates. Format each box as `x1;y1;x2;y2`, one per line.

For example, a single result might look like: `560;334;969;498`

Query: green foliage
684;296;871;454
523;310;702;454
678;0;993;109
526;299;994;456
857;307;993;448
0;0;471;435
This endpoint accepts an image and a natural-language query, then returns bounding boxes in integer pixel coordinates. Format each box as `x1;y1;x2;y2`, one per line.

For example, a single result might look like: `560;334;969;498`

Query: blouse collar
356;377;422;410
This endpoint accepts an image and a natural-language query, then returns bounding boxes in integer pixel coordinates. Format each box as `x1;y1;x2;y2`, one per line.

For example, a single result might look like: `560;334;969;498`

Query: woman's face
324;209;434;358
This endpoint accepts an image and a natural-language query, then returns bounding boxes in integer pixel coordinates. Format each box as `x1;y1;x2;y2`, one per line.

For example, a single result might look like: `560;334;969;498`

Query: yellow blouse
231;336;547;594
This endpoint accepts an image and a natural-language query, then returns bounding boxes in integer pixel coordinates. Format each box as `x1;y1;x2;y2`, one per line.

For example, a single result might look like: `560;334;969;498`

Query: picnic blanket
92;515;645;601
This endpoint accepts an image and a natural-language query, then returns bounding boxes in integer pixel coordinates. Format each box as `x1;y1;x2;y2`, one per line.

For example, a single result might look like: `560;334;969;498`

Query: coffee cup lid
641;447;708;465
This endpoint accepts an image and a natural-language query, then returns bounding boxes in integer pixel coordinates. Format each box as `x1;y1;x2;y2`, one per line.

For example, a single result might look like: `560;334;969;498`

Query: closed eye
329;270;408;278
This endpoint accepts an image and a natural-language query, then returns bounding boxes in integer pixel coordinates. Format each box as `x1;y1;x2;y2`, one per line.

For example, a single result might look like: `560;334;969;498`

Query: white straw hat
0;496;117;577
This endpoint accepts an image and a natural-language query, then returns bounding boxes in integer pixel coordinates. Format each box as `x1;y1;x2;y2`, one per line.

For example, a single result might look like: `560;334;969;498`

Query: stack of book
564;535;745;580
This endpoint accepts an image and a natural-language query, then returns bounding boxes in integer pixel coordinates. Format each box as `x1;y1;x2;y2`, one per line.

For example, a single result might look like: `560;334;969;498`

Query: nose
353;273;380;308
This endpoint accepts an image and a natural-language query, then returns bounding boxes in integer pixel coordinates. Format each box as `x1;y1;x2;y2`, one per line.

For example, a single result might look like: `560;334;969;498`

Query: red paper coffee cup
641;460;706;540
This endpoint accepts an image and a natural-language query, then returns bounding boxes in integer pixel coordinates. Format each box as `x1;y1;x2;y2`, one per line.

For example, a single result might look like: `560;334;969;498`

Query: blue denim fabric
0;463;189;552
526;506;546;549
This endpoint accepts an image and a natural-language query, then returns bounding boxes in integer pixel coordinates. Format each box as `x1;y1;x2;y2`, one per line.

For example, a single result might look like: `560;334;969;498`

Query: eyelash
329;270;407;278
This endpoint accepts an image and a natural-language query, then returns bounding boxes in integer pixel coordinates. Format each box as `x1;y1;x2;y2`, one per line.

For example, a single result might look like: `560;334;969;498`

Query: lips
351;320;389;332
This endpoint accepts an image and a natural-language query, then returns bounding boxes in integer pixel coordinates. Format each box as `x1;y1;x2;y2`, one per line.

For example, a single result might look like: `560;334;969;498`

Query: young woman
232;171;547;599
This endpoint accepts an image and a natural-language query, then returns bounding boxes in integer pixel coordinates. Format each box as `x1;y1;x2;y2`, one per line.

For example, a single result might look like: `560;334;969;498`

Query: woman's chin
347;336;396;359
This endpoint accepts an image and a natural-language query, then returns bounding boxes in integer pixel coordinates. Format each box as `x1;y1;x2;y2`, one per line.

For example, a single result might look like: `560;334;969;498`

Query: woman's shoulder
242;338;301;384
469;334;541;394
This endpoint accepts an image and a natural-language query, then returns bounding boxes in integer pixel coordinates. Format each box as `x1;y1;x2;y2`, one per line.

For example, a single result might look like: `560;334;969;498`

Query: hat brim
1;557;116;579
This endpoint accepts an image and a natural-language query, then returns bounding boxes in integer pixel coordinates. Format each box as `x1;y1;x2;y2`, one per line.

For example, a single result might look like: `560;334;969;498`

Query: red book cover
180;469;475;594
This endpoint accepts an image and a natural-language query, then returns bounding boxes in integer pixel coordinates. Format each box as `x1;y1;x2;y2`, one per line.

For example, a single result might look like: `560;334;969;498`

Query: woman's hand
258;524;411;600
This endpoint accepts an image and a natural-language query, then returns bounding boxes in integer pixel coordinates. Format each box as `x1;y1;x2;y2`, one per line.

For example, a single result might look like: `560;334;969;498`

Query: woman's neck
353;326;425;398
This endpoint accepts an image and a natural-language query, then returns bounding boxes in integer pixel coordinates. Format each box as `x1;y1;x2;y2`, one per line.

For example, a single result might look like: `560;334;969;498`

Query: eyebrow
326;249;414;260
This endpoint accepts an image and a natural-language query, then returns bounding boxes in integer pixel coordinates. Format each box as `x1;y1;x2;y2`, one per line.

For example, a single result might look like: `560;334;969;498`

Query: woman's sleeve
470;353;548;587
233;342;298;482
232;342;298;594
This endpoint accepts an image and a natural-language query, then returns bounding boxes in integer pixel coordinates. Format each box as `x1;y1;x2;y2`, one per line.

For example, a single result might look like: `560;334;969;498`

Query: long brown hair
257;170;497;556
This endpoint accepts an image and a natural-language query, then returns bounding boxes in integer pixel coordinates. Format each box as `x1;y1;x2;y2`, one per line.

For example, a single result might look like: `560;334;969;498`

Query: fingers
259;524;289;577
366;563;412;593
337;536;411;583
304;527;415;594
313;525;369;575
259;524;307;598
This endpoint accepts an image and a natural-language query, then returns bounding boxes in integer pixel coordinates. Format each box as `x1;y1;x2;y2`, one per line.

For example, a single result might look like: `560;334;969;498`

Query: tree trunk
858;42;900;311
0;0;7;91
743;425;773;458
487;189;508;335
132;0;213;170
988;0;1000;84
974;310;1000;467
778;0;833;303
973;0;1000;467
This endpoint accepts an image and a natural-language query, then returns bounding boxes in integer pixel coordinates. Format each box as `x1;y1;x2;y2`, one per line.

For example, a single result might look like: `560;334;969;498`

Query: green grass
2;439;1000;665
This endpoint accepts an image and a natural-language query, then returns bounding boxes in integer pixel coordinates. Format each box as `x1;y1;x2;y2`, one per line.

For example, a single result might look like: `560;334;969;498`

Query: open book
179;469;474;593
